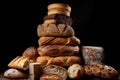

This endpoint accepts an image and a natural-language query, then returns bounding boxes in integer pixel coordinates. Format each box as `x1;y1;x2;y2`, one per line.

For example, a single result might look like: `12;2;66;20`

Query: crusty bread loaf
38;36;80;46
37;45;79;57
67;64;84;79
48;8;70;16
37;24;74;37
43;14;72;26
40;73;63;80
82;46;104;65
22;46;39;61
43;65;68;80
84;64;119;79
8;56;30;70
4;68;28;79
36;56;81;67
47;3;71;12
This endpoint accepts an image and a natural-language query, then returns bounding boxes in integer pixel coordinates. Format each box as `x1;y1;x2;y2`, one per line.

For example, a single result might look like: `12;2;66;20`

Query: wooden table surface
0;71;120;80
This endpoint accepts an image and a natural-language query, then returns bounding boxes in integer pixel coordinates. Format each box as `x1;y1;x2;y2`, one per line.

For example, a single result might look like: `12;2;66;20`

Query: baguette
37;45;79;57
37;24;74;37
38;36;80;46
36;56;81;67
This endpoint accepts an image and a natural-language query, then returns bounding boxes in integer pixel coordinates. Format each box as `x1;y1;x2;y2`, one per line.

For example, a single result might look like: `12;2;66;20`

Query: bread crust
37;24;74;37
47;3;71;12
43;65;68;80
38;36;80;46
84;64;119;79
48;8;70;16
4;68;28;79
36;56;81;67
67;64;84;79
40;73;63;80
37;45;79;56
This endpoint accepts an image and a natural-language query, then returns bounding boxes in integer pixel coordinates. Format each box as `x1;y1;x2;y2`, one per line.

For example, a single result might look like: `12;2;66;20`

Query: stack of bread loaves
36;3;82;67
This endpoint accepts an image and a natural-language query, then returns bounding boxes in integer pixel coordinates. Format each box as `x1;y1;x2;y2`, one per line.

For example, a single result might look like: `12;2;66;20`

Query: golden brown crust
22;46;39;60
37;45;79;57
37;24;74;37
8;56;30;70
40;73;63;80
47;3;71;12
38;36;80;46
48;8;70;16
36;56;81;67
43;19;56;24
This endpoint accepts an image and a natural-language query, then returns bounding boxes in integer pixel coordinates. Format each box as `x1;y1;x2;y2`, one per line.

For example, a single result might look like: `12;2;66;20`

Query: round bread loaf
37;45;79;57
38;36;80;46
84;64;119;79
40;73;63;80
37;24;74;37
43;65;68;80
67;64;84;79
22;46;39;60
47;3;71;12
4;68;28;79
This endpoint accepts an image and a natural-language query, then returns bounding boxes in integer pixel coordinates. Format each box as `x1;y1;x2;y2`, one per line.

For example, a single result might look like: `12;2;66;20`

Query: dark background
0;0;119;72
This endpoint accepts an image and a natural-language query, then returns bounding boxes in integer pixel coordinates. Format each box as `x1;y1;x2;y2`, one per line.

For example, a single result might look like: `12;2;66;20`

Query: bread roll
8;56;30;70
38;36;80;46
22;46;39;61
84;64;119;79
47;3;71;12
4;68;28;79
40;73;63;80
67;64;84;79
37;45;79;57
43;65;68;80
36;56;81;67
37;24;74;37
48;8;70;16
43;14;72;26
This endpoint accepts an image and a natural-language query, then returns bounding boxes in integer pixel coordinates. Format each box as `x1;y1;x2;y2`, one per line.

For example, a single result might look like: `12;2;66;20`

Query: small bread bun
67;64;84;79
4;68;28;79
47;3;71;12
22;46;39;60
40;73;63;80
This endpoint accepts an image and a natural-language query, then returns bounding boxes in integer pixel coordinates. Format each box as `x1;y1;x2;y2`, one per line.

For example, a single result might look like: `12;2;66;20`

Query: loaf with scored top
37;45;79;57
38;36;80;46
37;24;74;37
36;56;81;67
